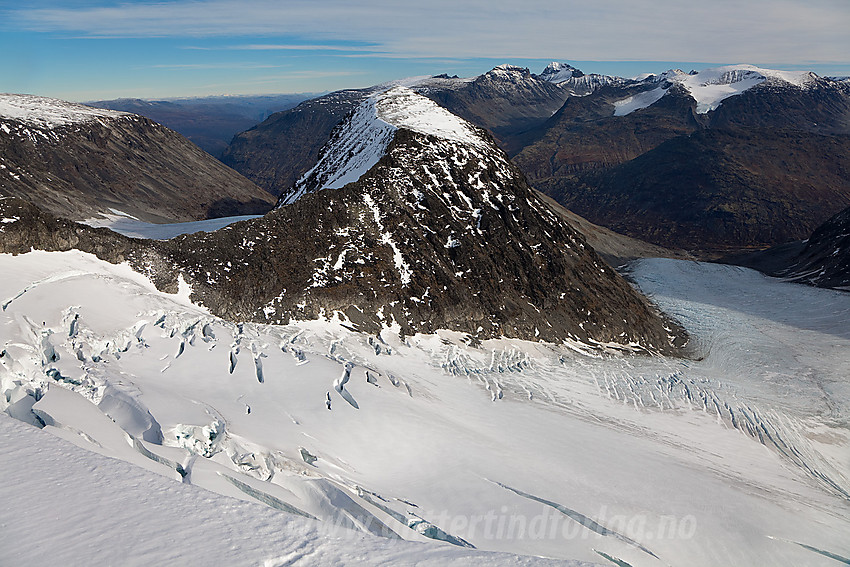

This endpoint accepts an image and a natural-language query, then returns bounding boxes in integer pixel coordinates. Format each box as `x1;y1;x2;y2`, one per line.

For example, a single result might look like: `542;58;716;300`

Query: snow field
1;250;848;566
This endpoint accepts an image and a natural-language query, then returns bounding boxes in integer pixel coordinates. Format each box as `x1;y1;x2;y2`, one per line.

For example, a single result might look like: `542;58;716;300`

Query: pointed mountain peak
540;62;585;83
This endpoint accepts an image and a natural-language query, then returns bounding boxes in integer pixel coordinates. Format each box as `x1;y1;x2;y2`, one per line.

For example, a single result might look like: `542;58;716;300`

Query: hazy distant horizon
3;0;848;101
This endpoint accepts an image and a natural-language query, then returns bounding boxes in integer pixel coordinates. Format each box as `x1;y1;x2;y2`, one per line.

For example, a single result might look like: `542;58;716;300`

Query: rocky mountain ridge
221;66;570;196
0;94;276;223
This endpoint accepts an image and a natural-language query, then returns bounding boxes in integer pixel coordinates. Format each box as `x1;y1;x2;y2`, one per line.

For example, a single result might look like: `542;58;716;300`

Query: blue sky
2;0;848;101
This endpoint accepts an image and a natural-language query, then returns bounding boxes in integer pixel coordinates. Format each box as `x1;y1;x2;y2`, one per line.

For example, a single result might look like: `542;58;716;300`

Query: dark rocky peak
476;64;535;84
538;63;632;96
249;87;684;351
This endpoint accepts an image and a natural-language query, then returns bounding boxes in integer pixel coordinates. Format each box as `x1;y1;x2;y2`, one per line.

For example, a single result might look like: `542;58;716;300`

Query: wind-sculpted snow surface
1;250;849;566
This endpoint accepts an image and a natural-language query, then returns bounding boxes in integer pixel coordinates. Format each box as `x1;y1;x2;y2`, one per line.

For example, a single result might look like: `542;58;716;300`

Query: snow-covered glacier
1;250;848;566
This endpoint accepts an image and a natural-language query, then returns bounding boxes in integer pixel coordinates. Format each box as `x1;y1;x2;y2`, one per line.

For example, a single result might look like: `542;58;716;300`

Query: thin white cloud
182;44;383;53
149;63;284;70
9;0;850;65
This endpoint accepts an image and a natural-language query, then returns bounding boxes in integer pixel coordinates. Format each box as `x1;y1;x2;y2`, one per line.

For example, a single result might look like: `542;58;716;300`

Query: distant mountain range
88;94;315;157
217;63;850;258
514;64;850;255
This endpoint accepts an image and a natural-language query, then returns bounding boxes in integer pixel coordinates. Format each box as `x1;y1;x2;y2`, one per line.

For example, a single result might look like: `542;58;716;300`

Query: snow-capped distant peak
614;64;818;116
539;62;583;84
0;93;128;128
479;64;533;81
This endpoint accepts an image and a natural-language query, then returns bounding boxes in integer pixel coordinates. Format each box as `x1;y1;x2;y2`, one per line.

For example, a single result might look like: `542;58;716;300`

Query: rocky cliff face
0;94;275;223
0;88;686;354
780;204;850;289
727;204;850;290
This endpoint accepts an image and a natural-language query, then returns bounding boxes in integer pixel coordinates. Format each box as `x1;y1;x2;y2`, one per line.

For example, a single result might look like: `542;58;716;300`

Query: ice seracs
1;249;848;565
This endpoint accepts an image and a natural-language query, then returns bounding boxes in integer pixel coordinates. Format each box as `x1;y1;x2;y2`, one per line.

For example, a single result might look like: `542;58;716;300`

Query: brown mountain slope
0;94;275;223
514;75;850;255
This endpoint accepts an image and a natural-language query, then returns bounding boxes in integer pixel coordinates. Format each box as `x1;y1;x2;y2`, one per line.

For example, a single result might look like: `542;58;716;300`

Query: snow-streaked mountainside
278;97;396;204
1;249;848;566
614;64;818;115
0;93;128;127
514;61;850;254
539;62;583;84
539;62;628;96
222;66;568;195
281;86;490;205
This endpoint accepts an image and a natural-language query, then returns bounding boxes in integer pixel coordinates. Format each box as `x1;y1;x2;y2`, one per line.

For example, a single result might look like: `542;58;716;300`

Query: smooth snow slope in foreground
1;251;848;566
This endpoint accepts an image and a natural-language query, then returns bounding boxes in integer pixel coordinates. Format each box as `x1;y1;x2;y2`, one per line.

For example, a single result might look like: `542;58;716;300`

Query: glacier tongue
1;250;850;566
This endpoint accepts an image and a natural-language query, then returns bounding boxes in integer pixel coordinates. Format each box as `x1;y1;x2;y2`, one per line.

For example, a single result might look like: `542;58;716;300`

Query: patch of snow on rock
613;87;668;116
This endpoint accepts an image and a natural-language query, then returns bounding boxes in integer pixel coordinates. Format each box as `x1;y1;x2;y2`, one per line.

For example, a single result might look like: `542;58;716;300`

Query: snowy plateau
0;93;129;128
1;248;849;566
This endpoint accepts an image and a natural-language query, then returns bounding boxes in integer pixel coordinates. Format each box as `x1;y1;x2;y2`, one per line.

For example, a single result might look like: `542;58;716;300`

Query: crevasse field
1;250;848;566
